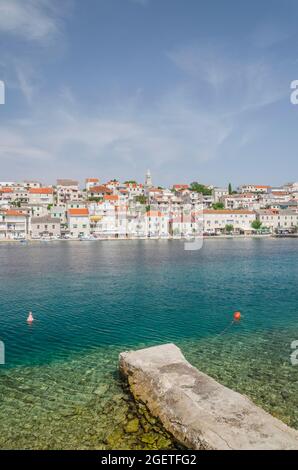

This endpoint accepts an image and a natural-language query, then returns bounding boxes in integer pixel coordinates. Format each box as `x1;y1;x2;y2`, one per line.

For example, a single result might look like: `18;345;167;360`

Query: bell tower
145;169;152;188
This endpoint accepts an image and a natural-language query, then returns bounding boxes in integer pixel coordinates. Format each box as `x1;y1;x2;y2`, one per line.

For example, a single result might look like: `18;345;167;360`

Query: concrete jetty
119;343;298;450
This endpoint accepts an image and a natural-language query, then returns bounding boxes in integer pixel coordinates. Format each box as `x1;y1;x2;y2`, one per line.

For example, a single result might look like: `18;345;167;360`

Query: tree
135;195;147;204
124;180;137;185
190;182;212;195
225;224;233;233
88;197;103;203
228;183;232;195
251;220;262;231
212;202;224;210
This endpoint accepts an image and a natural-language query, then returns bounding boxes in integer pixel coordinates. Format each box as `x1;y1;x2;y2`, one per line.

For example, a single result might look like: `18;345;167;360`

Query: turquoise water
0;239;297;449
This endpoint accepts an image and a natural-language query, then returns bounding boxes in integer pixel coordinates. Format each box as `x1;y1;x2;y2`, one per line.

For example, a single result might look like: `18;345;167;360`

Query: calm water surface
0;239;297;449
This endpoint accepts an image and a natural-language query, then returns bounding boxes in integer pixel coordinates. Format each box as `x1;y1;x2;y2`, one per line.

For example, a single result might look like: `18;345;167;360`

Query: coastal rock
119;343;298;450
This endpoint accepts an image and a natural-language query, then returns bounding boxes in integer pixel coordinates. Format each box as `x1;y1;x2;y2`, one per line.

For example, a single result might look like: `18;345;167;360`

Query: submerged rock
125;418;139;433
93;384;109;396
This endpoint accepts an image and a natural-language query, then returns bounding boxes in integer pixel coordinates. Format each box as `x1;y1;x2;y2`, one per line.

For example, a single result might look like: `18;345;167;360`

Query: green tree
228;183;232;195
190;182;212;195
251;220;262;231
88;197;103;203
124;180;137;184
225;224;233;233
212;202;224;210
135;195;147;204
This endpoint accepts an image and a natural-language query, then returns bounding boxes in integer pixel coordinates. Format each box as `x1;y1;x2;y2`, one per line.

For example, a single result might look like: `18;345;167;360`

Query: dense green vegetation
212;202;224;210
189;182;212;195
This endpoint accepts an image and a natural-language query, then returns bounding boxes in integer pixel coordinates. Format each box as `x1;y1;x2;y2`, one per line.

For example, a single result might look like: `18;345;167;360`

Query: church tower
145;169;152;188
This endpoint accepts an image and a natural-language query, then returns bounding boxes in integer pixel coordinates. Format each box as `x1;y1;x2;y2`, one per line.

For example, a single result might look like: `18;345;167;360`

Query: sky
0;0;298;187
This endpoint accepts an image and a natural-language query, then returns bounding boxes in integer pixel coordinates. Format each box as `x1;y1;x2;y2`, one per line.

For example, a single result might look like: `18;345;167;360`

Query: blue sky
0;0;298;187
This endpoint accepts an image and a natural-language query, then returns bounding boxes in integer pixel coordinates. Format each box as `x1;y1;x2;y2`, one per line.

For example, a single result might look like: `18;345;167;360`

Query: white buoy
27;311;34;323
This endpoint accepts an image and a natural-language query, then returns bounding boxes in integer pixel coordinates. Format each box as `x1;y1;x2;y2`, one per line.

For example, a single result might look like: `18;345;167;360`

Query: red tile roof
68;208;89;216
146;210;162;217
29;188;53;194
173;184;189;190
0;187;13;193
204;210;254;215
86;178;99;183
104;195;119;201
5;210;26;217
89;185;112;194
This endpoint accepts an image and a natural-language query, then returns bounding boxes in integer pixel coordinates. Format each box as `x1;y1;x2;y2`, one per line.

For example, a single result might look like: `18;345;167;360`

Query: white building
85;178;99;191
212;187;229;203
146;210;169;238
28;188;54;205
203;210;256;234
22;181;42;189
51;206;67;225
89;200;117;237
0;210;28;239
30;216;61;239
223;193;261;211
57;179;80;205
0;187;14;206
257;209;298;232
240;184;271;194
68;208;90;238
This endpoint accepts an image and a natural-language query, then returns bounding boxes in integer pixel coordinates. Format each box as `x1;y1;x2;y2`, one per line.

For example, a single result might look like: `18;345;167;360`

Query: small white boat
79;236;96;241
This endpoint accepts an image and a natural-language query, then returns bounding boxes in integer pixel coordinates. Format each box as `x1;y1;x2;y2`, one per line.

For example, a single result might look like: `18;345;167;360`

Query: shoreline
0;234;297;243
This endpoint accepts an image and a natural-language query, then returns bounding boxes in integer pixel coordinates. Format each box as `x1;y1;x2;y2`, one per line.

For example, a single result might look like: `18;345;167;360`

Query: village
0;171;298;240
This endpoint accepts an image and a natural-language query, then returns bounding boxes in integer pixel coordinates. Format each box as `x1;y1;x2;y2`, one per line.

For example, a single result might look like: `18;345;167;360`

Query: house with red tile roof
85;178;99;191
68;208;90;238
28;187;54;205
173;184;189;191
88;185;112;198
0;210;28;240
240;184;271;194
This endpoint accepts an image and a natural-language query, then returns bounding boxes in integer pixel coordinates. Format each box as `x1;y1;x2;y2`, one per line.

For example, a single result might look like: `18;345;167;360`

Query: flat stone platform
119;343;298;450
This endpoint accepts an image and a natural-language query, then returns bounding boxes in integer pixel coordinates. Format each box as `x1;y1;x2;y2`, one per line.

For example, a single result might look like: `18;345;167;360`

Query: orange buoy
27;311;34;323
233;311;241;321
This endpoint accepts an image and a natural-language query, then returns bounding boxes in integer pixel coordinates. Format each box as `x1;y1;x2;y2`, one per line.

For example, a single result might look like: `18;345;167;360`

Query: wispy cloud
14;61;40;104
167;43;286;115
0;0;68;43
0;84;232;182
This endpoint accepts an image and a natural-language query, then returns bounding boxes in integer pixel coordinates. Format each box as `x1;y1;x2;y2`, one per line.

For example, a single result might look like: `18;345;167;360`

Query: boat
79;236;96;241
